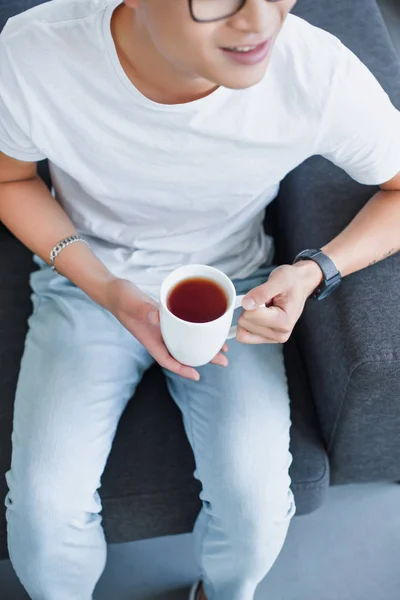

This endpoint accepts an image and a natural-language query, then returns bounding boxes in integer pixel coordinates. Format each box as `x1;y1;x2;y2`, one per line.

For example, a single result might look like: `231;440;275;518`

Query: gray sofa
0;0;399;560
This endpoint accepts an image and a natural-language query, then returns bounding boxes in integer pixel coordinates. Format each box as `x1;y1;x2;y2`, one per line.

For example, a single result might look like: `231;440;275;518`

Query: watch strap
293;248;342;300
294;249;338;281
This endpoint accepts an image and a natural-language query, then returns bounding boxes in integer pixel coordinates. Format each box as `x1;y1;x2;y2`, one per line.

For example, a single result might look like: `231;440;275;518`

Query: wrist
83;273;119;310
96;275;125;312
321;245;345;276
49;238;119;309
293;260;324;297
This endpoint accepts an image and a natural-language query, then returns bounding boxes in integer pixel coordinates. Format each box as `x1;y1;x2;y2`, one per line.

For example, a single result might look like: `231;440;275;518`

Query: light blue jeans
6;262;295;600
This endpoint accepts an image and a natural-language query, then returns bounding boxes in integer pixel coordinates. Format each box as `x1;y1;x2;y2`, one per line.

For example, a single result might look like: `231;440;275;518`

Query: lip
221;40;271;66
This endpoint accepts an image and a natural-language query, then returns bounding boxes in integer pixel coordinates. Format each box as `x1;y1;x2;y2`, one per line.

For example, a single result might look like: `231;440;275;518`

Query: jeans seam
181;388;215;599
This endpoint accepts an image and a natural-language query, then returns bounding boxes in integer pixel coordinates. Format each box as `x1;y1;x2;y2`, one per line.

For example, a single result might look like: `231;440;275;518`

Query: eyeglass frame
188;0;285;24
188;0;248;23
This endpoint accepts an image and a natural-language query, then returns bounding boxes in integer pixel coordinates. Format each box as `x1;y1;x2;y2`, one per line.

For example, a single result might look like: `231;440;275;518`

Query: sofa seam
101;472;330;504
101;486;197;500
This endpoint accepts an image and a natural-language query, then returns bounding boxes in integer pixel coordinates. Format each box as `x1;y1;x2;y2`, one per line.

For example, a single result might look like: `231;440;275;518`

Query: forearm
322;190;400;277
0;176;116;307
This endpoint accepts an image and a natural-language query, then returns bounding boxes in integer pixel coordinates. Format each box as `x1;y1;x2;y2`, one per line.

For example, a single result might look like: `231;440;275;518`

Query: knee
228;479;295;570
210;455;295;559
6;465;97;538
214;438;294;517
243;484;295;541
6;468;103;600
229;474;295;537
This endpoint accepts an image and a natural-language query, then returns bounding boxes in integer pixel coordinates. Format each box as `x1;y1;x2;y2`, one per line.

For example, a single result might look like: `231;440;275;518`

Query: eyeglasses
189;0;284;24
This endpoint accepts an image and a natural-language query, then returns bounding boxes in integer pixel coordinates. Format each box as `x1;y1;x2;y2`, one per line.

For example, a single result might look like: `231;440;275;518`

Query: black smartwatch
293;249;342;300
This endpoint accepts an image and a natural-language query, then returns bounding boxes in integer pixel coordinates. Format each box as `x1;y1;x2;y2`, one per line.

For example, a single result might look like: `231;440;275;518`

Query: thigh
165;342;291;495
163;266;292;513
8;266;154;510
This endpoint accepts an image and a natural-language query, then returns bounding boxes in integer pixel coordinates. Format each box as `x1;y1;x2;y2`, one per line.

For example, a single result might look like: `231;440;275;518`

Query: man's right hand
106;278;228;381
0;154;227;382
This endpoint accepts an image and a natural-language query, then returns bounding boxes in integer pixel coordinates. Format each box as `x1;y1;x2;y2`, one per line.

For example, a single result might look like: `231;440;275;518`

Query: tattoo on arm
368;248;399;267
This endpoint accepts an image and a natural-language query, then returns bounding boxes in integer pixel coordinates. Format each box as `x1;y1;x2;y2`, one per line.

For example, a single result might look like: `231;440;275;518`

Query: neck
111;5;219;105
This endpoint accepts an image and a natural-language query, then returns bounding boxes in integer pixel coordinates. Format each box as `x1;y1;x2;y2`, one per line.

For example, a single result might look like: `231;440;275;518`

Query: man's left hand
237;262;324;344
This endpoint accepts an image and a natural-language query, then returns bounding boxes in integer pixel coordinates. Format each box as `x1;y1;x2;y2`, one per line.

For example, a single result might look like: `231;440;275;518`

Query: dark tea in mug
167;277;228;323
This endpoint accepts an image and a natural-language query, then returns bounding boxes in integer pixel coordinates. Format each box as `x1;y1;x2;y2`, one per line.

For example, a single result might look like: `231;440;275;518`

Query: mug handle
227;295;245;340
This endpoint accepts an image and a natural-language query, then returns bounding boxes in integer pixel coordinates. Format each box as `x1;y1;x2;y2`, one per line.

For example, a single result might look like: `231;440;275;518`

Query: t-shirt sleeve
316;42;400;185
0;34;46;162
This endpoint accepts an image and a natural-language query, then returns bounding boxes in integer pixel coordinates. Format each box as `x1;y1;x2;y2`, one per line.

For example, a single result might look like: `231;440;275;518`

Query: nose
229;0;280;35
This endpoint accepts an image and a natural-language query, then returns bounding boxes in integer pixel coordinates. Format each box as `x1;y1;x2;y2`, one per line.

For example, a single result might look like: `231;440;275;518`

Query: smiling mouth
222;37;270;51
220;40;271;64
223;43;264;53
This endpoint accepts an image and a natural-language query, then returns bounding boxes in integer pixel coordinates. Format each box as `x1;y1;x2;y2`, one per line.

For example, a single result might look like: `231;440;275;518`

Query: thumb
135;302;160;325
128;295;160;324
242;278;285;310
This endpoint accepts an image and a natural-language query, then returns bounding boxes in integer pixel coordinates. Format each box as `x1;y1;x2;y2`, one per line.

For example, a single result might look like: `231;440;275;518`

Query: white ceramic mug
159;264;245;367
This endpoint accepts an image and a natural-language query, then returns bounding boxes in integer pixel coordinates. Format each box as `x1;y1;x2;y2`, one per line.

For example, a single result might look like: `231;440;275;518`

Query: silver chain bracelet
50;235;90;273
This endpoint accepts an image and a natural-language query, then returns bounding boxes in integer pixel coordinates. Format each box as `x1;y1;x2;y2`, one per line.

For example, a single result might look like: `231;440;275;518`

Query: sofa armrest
275;157;400;483
283;0;400;483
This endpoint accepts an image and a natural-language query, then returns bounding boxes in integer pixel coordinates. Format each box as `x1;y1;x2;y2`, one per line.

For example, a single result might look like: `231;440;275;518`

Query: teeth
227;46;257;53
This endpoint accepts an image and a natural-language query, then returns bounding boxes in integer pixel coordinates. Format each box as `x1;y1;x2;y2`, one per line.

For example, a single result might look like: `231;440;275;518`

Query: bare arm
238;171;400;345
0;152;115;308
285;171;400;294
321;171;400;276
0;152;223;378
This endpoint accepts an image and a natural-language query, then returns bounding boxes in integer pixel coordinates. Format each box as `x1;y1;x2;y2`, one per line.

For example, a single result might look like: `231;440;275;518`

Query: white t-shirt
1;0;400;298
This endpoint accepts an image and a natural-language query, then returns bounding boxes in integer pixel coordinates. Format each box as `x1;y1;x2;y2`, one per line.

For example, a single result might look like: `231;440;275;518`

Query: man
0;0;399;599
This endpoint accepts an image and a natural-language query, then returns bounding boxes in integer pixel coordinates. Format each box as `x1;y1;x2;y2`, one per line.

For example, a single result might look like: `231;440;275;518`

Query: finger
164;356;201;381
238;321;290;343
148;309;160;325
242;277;285;311
133;301;160;325
210;352;229;367
236;326;279;345
175;364;201;381
221;343;229;353
239;306;288;331
150;342;200;381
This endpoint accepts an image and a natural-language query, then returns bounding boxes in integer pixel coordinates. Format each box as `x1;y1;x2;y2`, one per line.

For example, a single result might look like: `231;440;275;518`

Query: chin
210;61;270;91
222;73;266;90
